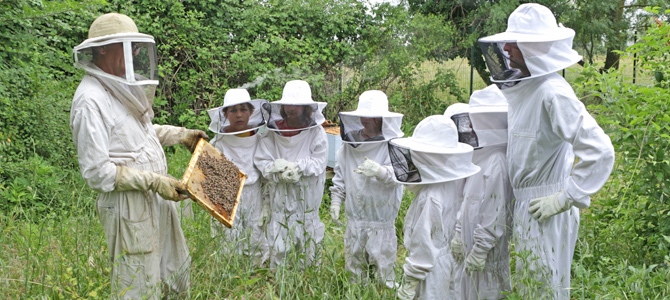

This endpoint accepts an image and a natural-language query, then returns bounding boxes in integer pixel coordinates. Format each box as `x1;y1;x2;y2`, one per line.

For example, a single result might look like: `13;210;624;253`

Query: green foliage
573;7;670;266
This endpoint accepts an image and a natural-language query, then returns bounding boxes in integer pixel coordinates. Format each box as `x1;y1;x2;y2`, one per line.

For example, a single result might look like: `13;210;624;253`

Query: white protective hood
478;3;582;83
468;85;508;147
263;80;327;133
389;115;480;185
338;90;404;146
207;89;268;135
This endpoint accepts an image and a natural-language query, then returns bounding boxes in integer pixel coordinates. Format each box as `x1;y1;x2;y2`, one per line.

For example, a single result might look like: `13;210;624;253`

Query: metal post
470;46;474;96
633;30;637;84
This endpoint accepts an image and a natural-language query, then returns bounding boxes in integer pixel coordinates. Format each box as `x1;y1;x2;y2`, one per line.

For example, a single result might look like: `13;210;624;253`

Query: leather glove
257;202;271;227
354;157;384;179
465;249;488;273
115;165;186;202
279;166;301;183
397;276;419;300
181;129;209;153
267;158;295;173
330;203;340;222
451;236;465;265
529;190;572;222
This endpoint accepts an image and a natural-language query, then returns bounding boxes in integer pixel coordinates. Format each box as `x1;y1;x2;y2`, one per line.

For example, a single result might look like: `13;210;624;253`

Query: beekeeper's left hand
529;190;572;222
279;166;301;183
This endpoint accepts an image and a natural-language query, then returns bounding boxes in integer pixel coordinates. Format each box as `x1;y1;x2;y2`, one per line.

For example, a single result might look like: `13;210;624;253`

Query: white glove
529;190;572;222
258;203;271;227
279;166;301;183
354;157;383;179
267;158;295;173
397;276;419;300
330;203;340;222
180;129;209;153
115;166;187;202
451;237;465;264
465;249;488;273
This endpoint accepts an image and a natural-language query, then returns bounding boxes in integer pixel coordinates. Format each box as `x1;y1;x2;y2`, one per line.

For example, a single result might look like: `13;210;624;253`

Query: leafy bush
573;5;670;269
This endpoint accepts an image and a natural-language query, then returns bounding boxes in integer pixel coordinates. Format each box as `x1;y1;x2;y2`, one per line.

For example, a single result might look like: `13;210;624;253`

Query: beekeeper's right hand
397;276;419;300
451;236;466;264
115;165;186;202
258;203;271;227
267;158;295;173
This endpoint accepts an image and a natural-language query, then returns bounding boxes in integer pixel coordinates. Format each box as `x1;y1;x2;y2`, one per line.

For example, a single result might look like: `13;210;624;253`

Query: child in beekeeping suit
207;88;269;266
329;90;404;288
446;85;514;299
390;115;480;300
254;80;328;267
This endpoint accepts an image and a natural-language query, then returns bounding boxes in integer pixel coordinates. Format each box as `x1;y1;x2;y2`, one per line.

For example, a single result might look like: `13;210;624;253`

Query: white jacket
403;180;464;299
70;75;190;299
210;133;268;262
502;73;614;299
254;126;328;266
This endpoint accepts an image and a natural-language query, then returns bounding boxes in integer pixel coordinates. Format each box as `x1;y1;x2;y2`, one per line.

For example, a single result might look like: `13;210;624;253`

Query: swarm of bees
197;152;240;215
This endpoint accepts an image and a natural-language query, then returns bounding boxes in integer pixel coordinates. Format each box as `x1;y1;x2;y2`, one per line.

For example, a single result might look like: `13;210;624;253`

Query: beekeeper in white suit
208;88;269;265
254;80;328;267
390;115;480;300
446;85;514;300
70;13;208;299
479;3;615;299
329;90;404;288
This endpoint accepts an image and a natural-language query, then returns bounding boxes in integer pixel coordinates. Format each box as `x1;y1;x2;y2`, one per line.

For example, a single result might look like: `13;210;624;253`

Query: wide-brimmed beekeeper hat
73;13;158;86
338;90;403;145
207;88;268;135
478;3;582;83
263;80;327;132
388;115;480;185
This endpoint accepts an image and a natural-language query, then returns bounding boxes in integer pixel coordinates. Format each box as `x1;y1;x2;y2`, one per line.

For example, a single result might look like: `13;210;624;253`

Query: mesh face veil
388;142;422;183
74;35;158;86
478;4;582;88
450;112;479;148
479;41;527;85
338;90;403;148
263;103;324;134
207;99;268;135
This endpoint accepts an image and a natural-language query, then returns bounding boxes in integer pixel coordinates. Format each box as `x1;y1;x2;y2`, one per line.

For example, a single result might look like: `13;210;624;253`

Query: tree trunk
602;0;626;71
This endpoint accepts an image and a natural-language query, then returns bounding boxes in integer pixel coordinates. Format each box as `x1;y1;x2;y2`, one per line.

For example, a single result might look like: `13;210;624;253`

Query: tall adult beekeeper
208;88;269;265
478;3;615;299
390;115;480;300
254;80;328;267
70;13;208;299
329;90;404;288
446;85;514;300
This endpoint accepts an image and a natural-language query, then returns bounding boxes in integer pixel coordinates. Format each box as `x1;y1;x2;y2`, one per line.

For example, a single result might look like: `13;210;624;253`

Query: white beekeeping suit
71;13;208;299
446;85;514;300
389;115;480;300
207;88;269;265
254;80;328;267
479;4;615;299
329;90;404;288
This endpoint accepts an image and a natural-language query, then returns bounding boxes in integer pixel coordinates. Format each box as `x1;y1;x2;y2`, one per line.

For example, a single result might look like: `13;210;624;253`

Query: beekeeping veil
73;13;158;123
478;3;581;87
263;80;327;134
338;90;403;148
467;85;508;147
207;89;268;135
444;103;478;149
388;115;480;185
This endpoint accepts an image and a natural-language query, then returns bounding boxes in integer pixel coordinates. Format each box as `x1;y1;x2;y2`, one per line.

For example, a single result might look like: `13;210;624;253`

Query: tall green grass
2;144;669;299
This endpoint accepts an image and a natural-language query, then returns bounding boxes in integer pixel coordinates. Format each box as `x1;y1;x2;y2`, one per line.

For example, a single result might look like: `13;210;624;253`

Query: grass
2;145;669;299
